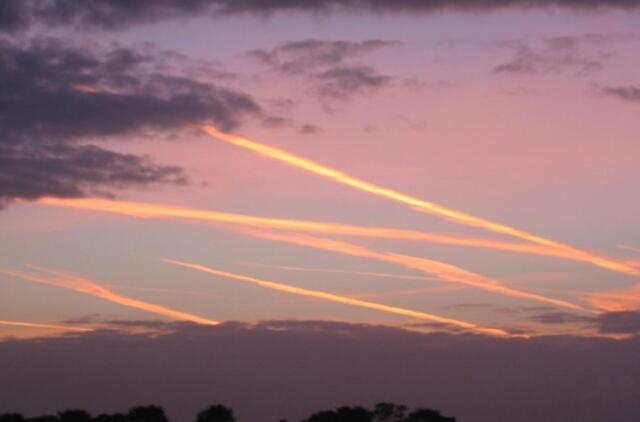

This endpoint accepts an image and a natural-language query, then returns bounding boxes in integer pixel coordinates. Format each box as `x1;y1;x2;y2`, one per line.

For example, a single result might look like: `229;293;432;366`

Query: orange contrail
38;197;630;271
0;319;93;332
245;230;590;313
244;262;440;283
35;197;590;310
347;286;463;300
164;259;513;337
200;125;638;276
0;267;219;326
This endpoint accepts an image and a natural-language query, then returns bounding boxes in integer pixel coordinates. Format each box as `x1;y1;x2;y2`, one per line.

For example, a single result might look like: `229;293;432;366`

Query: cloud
3;1;640;33
313;65;392;100
249;39;395;102
248;39;396;74
528;311;593;325
0;144;186;209
0;36;260;207
1;320;639;422
492;36;609;76
595;84;640;103
596;311;640;334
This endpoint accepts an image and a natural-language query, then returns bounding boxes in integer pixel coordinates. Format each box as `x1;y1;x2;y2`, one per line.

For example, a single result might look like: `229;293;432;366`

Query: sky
1;1;640;421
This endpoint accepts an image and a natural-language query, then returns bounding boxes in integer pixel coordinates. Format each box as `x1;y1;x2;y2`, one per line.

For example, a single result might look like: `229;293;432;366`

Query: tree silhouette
0;414;25;422
196;405;235;422
1;401;457;422
405;408;456;422
372;403;407;422
127;406;169;422
27;416;58;422
93;413;128;422
58;410;91;422
304;406;372;422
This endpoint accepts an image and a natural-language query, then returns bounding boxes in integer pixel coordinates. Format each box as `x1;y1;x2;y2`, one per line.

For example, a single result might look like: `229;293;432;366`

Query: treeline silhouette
0;403;455;422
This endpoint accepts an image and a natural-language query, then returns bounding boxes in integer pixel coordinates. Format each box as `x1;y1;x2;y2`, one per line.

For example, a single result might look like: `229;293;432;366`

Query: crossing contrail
164;259;514;337
245;230;591;312
36;197;591;310
0;267;219;326
38;197;632;272
200;125;638;276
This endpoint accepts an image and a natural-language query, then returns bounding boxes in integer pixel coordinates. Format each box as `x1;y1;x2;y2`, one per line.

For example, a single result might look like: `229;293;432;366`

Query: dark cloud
3;1;640;33
313;65;392;100
595;84;640;102
0;37;260;207
260;116;322;135
0;144;186;209
248;39;396;74
250;39;394;102
1;320;640;422
300;123;322;134
528;311;593;325
595;311;640;334
492;36;607;76
520;309;640;335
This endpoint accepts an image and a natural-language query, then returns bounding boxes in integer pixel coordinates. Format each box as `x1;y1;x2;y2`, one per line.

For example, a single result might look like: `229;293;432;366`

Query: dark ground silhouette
0;403;455;422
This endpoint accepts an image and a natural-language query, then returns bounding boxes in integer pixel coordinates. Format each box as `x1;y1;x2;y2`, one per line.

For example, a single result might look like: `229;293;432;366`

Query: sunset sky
1;2;640;421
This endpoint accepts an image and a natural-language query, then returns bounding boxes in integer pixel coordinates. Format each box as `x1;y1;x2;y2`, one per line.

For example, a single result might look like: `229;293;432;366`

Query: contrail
0;319;93;332
38;197;633;273
35;197;589;310
164;259;513;337
105;283;227;299
347;286;463;300
244;262;441;283
0;267;219;326
243;264;463;300
200;125;638;276
245;230;590;312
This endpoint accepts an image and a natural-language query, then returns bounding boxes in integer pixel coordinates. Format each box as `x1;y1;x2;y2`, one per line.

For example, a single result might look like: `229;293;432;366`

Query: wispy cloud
492;35;609;76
